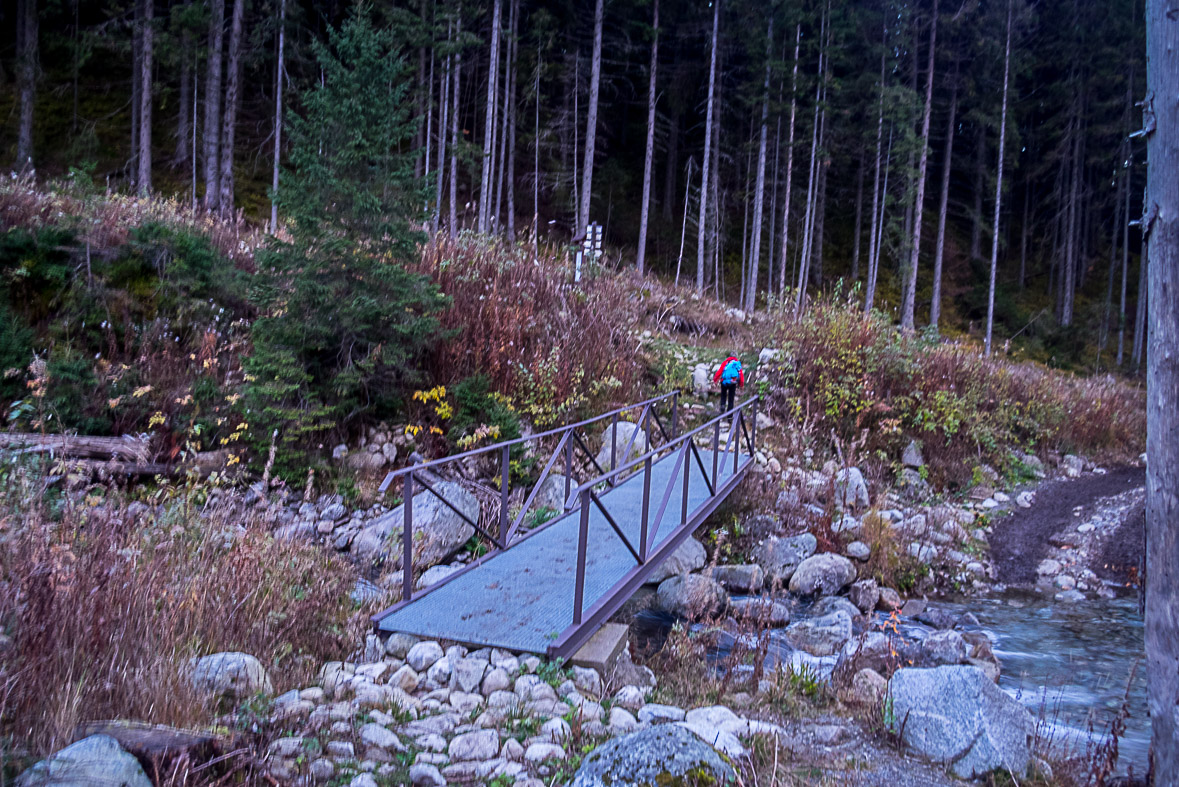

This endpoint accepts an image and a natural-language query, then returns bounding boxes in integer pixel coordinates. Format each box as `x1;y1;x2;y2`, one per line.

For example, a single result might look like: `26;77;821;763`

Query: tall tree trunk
1102;162;1125;360
493;0;515;233
745;19;772;311
1133;235;1148;367
174;20;192;167
777;24;800;300
696;0;721;295
984;0;1012;356
478;0;502;234
15;0;38;171
578;0;604;236
533;44;540;244
636;0;659;276
1019;179;1029;289
1145;0;1179;775
137;0;153;195
663;109;679;222
1062;104;1082;326
217;0;244;216
851;152;865;281
202;0;224;211
433;23;451;236
505;0;519;238
971;130;985;260
865;26;887;313
448;11;462;239
868;129;894;313
930;62;958;331
131;14;141;188
795;9;827;314
901;0;937;331
270;0;285;233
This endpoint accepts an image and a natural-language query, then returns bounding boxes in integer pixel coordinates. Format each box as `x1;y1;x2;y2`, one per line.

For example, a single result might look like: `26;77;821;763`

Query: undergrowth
0;460;363;770
761;295;1145;488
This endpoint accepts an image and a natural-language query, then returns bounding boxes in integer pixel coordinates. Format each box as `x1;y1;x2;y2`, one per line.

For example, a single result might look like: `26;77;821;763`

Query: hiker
712;355;744;412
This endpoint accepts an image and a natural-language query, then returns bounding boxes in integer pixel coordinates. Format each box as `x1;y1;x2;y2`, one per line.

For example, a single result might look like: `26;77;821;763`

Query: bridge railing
559;396;759;641
374;390;682;608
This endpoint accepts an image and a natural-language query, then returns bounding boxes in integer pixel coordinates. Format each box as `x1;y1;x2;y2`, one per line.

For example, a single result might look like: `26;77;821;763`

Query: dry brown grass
0;464;362;769
761;297;1145;488
410;234;643;426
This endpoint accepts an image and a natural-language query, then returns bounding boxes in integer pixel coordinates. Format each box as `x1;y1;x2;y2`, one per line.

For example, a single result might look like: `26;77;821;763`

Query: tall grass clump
412;234;642;427
0;462;361;764
762;296;1145;487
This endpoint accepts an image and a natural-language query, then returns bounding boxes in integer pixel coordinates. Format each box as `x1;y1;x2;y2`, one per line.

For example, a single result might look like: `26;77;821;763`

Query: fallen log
0;432;152;463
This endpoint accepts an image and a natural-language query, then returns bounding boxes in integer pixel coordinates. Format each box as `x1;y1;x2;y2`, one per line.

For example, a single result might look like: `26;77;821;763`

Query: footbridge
371;392;759;659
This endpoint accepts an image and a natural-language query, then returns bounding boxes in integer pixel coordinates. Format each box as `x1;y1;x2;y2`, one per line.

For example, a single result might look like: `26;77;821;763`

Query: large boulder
788;553;856;597
595;422;650;472
530;474;573;516
783;610;852;656
655;574;728;619
833;467;870;511
711;564;765;593
352;481;478;566
189;652;272;698
18;735;152;787
691;364;713;397
570;724;735;787
888;665;1033;780
752;533;817;585
645;537;707;585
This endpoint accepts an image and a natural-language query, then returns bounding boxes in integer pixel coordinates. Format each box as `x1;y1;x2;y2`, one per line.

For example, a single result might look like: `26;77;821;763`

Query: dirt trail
990;465;1145;586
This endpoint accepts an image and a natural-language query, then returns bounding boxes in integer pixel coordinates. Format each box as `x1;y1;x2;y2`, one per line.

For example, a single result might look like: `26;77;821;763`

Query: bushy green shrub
245;8;446;478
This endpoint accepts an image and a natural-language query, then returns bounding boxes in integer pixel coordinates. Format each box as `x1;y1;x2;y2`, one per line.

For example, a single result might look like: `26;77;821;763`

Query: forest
1;0;1148;370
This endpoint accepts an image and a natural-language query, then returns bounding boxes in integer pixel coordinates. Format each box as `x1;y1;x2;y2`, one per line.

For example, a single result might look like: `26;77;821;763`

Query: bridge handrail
376;390;680;493
562;396;759;508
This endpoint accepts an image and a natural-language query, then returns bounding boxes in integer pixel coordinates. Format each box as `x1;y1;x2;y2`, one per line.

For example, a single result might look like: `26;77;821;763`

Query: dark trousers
720;383;737;412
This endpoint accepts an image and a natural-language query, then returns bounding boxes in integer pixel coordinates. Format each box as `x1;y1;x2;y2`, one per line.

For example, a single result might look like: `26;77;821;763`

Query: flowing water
936;593;1147;777
655;589;1147;776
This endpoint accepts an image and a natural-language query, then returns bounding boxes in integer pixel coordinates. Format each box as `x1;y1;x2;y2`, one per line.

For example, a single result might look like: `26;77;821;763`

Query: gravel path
990;465;1145;586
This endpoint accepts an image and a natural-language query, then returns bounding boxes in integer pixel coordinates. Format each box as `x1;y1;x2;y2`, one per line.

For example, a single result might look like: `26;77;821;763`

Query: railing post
573;488;591;625
681;442;690;524
734;412;741;473
403;470;414;603
499;445;510;546
640;456;652;562
671;391;679;439
610;412;618;473
751;398;759;453
712;420;720;490
564;432;574;505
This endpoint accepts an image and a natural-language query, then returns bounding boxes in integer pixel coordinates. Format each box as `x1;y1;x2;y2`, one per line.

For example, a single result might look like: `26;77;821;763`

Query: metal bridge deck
374;449;748;655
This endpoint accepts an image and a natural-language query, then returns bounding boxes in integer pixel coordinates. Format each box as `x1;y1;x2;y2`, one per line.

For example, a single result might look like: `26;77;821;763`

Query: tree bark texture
696;0;720;296
478;0;501;234
578;0;604;236
777;24;800;301
137;0;153;194
746;19;772;311
985;0;1012;357
202;0;224;211
1145;0;1179;778
16;0;38;171
217;0;244;216
930;64;958;331
270;0;285;233
636;0;659;276
902;0;938;331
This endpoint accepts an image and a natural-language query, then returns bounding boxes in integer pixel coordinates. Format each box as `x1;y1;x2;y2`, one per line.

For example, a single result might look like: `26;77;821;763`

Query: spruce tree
246;6;446;473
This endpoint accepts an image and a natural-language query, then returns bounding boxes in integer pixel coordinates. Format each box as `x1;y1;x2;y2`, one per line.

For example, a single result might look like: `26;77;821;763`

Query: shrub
762;296;1145;487
0;465;361;764
410;234;641;427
